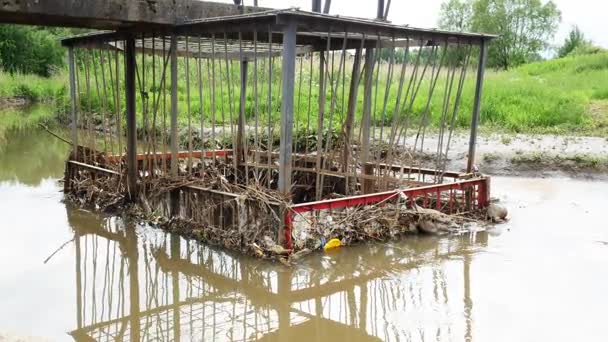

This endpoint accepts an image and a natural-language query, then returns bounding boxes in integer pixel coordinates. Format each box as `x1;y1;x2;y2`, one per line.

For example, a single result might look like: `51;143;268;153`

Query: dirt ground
407;132;608;180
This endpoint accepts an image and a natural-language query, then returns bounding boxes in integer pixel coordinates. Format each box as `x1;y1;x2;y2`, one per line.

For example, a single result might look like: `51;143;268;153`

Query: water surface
1;126;607;342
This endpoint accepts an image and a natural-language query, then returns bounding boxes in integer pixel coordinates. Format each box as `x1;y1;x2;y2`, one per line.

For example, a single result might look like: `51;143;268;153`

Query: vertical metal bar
253;29;260;182
198;34;205;176
318;31;348;195
314;49;327;200
377;0;385;19
342;45;363;195
323;0;331;13
162;37;168;174
68;47;78;154
83;51;93;165
305;53;313;157
312;0;322;12
210;34;217;163
343;47;362;173
278;20;297;195
467;40;488;173
125;36;138;199
186;35;193;173
115;42;122;169
383;0;392;19
266;26;273;185
170;34;179;177
151;34;157;174
224;32;237;173
237;59;248;170
360;48;375;194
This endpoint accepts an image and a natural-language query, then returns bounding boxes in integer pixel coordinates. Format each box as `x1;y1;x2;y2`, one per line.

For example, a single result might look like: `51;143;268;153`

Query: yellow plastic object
323;238;342;251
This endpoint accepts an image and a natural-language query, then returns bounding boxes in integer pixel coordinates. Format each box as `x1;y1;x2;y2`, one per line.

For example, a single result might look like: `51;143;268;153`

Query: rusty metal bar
360;47;375;194
314;37;329;200
467;40;488;173
342;46;362;173
237;58;248;168
290;177;490;213
68;160;122;176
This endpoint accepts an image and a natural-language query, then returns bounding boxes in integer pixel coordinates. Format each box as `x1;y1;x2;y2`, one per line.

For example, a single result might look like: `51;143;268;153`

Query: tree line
437;0;602;69
0;26;86;77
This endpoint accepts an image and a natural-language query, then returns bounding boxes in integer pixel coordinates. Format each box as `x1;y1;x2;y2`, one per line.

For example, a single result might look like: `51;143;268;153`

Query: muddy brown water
1;127;608;342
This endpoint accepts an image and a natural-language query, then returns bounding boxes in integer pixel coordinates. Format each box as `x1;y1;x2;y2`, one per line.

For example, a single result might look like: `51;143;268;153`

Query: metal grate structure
62;8;495;252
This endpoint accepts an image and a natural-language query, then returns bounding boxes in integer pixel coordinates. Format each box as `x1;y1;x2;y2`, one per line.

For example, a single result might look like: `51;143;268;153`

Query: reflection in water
67;207;487;341
0;128;69;185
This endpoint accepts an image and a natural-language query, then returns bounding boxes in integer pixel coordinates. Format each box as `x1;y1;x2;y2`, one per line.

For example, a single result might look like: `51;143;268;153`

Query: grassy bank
477;52;608;135
0;71;66;144
0;71;66;103
0;52;606;138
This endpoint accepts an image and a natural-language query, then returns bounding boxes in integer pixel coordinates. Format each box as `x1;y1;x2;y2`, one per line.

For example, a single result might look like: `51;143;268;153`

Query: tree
438;0;561;69
0;25;66;77
439;0;472;32
557;25;591;58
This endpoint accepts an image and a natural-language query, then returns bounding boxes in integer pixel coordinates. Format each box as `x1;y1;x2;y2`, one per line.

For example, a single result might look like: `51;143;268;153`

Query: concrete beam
0;0;267;30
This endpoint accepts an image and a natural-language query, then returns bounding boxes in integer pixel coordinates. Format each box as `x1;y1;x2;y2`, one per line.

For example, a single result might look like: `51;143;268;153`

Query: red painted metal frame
283;177;491;250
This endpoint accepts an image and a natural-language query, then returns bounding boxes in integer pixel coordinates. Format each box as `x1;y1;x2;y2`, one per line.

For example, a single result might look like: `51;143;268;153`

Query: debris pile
64;157;506;264
291;201;488;252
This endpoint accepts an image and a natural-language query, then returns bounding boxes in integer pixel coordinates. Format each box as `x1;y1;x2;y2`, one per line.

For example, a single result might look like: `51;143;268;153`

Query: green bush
0;25;65;77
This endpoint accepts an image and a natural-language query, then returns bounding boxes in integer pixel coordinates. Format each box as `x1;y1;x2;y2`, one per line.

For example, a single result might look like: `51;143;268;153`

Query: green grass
0;104;58;146
0;70;66;143
0;70;67;101
472;53;608;134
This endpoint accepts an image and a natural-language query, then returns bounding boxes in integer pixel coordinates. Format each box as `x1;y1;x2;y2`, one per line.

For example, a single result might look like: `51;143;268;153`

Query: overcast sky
218;0;607;51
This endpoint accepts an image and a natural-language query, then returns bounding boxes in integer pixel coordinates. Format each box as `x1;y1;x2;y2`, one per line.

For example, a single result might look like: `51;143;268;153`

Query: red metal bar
284;211;293;250
449;189;454;213
477;176;490;208
436;189;441;210
290;177;490;214
472;184;477;209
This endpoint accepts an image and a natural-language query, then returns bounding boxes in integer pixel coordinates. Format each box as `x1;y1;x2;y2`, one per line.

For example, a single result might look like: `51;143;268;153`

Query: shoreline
438;132;608;180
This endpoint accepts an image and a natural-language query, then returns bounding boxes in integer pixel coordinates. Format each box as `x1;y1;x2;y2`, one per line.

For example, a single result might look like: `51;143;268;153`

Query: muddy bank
0;96;32;108
408;132;608;180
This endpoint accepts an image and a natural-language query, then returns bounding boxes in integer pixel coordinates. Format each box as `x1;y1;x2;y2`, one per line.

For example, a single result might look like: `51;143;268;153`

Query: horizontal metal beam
0;0;267;30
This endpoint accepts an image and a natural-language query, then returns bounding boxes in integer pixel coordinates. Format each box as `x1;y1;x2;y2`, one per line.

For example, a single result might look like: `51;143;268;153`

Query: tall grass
472;52;608;133
1;51;607;138
0;70;67;101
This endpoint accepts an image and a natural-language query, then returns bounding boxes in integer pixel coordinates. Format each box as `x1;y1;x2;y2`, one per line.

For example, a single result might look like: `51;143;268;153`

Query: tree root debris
64;161;507;265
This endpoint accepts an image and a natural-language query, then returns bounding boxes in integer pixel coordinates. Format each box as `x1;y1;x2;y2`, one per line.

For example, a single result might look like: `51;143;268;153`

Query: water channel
1;123;607;341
